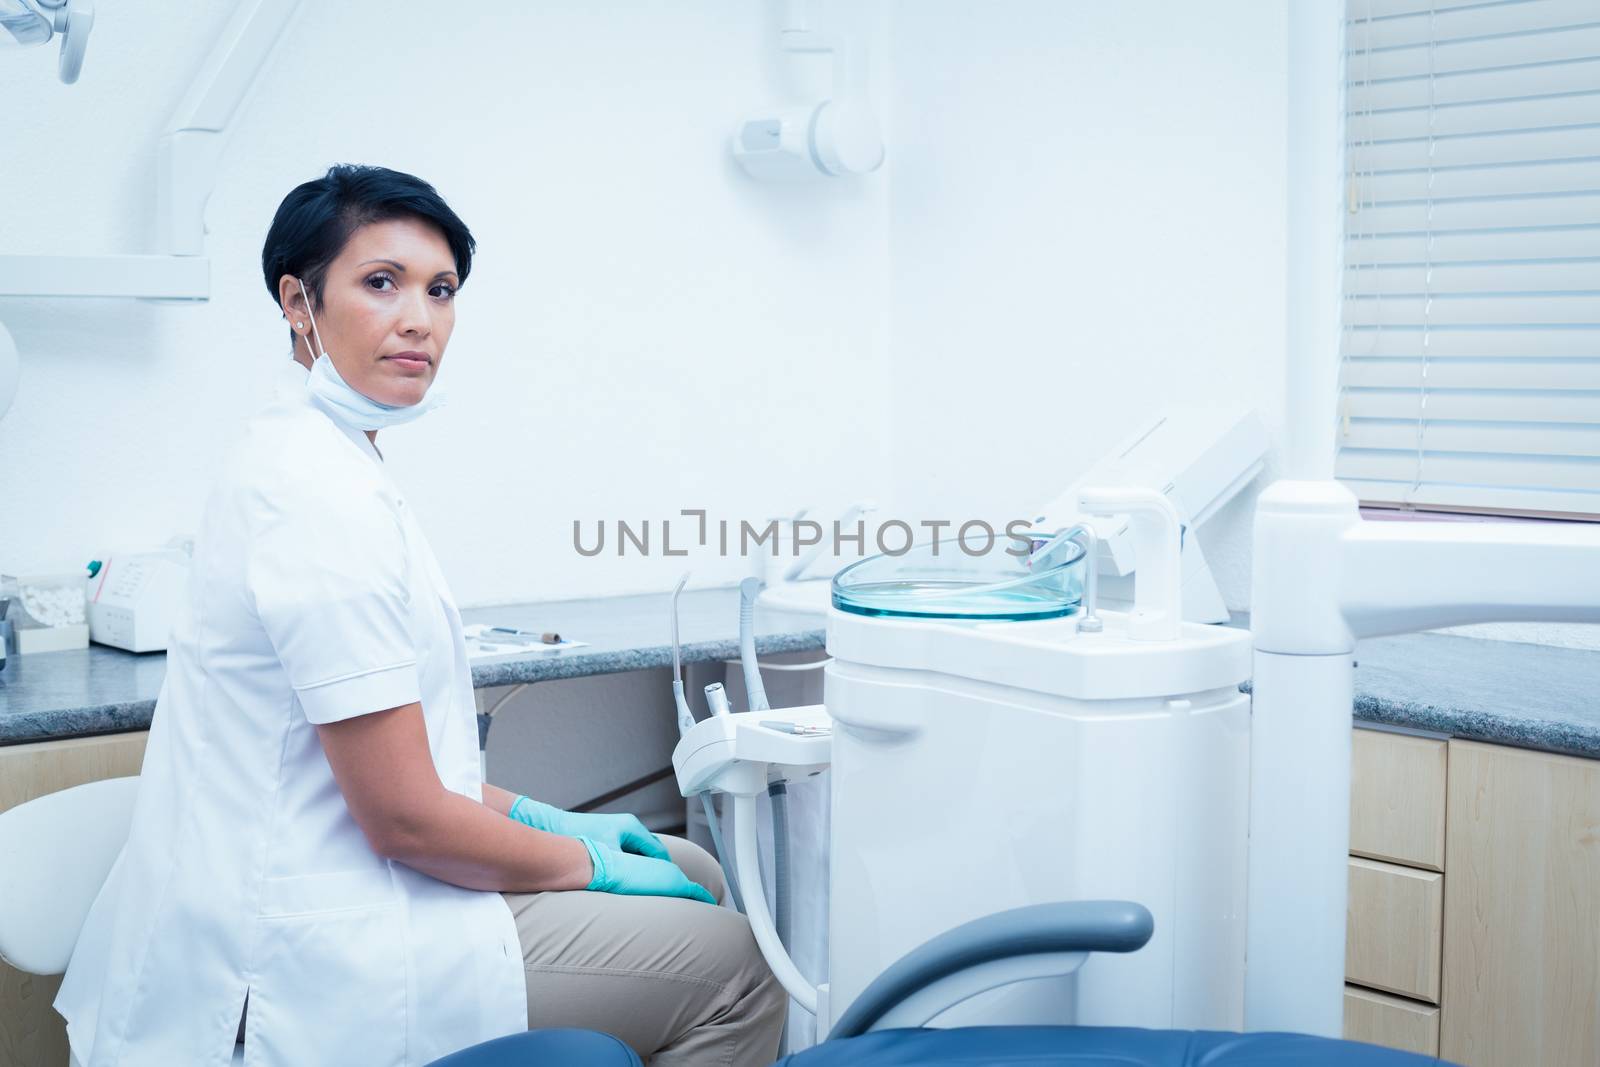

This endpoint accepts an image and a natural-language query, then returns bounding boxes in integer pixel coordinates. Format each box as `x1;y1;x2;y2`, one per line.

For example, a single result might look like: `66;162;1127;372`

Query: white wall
884;0;1289;609
7;0;1593;649
0;0;893;604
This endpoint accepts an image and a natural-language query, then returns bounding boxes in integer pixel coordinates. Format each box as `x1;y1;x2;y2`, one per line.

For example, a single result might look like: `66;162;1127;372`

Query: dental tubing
671;573;746;913
738;578;772;713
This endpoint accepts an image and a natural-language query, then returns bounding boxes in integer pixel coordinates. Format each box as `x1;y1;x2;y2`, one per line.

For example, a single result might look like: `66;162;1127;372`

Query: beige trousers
502;835;787;1067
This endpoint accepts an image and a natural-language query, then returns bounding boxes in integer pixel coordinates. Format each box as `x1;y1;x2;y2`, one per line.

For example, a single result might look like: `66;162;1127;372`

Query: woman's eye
365;272;453;299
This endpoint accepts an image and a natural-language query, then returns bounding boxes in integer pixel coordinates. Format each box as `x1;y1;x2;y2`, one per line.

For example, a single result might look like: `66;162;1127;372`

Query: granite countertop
1347;630;1600;758
0;588;826;747
4;590;1600;759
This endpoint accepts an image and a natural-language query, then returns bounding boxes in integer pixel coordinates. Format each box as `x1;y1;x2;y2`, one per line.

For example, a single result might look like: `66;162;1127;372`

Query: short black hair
261;164;475;326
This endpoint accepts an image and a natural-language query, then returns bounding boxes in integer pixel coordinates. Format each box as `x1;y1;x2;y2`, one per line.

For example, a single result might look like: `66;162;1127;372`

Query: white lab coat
55;362;527;1066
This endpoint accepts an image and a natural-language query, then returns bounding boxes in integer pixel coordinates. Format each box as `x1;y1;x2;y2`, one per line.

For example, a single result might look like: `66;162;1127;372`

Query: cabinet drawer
1344;985;1439;1057
1346;857;1444;1003
1350;728;1446;871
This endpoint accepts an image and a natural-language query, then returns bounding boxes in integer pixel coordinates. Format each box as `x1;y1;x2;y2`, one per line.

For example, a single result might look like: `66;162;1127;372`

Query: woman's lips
384;353;430;372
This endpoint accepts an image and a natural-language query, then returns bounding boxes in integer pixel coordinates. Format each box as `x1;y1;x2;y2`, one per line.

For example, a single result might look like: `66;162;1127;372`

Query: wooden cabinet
1344;728;1450;1058
0;732;148;1067
1346;857;1443;1003
1439;741;1600;1067
1349;729;1447;871
1344;985;1439;1058
1347;730;1600;1067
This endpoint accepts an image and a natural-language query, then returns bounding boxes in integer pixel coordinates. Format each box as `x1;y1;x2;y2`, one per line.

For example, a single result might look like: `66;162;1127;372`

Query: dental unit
671;468;1600;1051
674;482;1254;1034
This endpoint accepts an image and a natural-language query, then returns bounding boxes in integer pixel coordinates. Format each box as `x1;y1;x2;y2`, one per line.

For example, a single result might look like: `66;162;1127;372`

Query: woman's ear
277;273;310;328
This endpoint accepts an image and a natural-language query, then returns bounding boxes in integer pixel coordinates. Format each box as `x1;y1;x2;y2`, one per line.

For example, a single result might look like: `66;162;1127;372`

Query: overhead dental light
0;0;94;84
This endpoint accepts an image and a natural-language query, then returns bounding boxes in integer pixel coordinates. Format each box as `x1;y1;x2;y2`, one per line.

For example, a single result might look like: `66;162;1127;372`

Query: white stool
0;776;244;1067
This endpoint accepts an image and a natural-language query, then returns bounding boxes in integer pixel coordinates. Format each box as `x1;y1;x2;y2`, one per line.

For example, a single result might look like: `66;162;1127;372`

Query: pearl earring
296;322;305;330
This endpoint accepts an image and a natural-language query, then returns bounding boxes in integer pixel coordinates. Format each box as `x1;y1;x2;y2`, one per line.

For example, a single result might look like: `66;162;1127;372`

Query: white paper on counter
462;623;587;661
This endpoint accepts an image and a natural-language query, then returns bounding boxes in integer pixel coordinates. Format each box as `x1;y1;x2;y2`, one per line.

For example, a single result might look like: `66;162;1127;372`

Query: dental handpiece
704;682;733;717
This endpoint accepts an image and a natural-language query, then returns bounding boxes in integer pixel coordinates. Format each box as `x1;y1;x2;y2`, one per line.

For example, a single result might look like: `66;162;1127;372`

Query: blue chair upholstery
774;1025;1449;1065
425;902;1451;1066
424;1028;642;1067
432;1025;1445;1067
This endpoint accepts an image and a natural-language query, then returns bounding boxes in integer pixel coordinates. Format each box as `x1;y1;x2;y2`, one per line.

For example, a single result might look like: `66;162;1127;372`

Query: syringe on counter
485;627;562;644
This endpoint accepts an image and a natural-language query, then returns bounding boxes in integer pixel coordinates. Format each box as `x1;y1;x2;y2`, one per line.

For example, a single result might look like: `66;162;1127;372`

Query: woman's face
279;217;459;408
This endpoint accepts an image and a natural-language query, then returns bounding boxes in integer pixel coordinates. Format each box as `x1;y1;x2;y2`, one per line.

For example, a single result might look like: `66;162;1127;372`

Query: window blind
1340;0;1600;518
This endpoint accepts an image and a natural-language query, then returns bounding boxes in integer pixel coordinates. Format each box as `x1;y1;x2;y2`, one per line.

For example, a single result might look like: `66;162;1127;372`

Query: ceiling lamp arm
158;0;305;257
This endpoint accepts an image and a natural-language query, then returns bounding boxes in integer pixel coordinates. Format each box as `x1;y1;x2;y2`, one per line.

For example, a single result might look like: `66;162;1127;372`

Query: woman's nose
396;292;432;338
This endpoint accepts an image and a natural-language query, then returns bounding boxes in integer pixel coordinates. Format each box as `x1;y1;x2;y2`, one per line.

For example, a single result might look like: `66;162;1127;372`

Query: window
1339;0;1599;519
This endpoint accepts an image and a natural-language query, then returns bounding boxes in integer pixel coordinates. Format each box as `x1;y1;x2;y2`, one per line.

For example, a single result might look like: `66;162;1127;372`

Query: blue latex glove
507;795;671;861
577;836;716;905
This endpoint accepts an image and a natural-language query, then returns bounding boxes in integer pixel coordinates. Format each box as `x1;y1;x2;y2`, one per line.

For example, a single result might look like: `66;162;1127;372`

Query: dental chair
0;777;638;1067
433;901;1450;1066
0;778;1447;1067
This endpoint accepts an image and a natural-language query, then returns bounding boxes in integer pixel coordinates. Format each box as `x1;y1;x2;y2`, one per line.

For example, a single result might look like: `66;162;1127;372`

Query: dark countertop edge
0;631;828;747
0;701;169;748
1350;695;1600;761
468;631;827;687
1231;678;1600;761
11;626;1600;763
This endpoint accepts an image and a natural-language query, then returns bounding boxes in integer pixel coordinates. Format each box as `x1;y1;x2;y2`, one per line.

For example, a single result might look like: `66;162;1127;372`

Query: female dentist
54;165;785;1067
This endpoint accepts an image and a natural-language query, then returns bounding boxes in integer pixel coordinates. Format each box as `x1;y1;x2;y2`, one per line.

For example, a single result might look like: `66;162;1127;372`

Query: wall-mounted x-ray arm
0;0;304;299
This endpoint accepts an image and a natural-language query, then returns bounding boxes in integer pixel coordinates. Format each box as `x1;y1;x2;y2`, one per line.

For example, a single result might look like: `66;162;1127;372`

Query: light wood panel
0;732;148;1067
1350;728;1448;871
1441;740;1600;1067
1344;985;1440;1057
1346;857;1444;1003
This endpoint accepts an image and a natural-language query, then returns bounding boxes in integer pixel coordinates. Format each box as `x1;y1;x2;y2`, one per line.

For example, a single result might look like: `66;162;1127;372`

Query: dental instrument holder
1245;480;1600;1039
669;574;745;911
670;574;824;1021
672;704;833;1018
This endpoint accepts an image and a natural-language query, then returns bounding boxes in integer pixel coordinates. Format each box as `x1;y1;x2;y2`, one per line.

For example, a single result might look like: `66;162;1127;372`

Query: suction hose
740;576;793;1040
671;574;745;912
769;780;791;950
769;779;792;1050
702;792;744;912
738;577;772;713
738;579;784;941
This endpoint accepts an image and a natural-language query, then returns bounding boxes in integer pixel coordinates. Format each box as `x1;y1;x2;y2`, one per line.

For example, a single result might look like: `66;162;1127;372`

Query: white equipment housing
86;550;190;653
675;487;1253;1036
822;612;1250;1032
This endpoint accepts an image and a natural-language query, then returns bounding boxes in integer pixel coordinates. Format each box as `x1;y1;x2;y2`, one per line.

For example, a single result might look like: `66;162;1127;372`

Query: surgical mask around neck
298;278;441;431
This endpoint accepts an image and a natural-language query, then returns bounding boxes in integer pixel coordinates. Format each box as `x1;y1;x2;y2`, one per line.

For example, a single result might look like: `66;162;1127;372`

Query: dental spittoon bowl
831;535;1085;621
